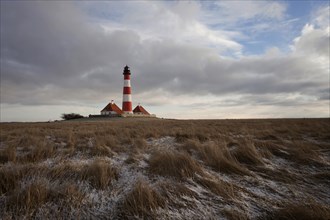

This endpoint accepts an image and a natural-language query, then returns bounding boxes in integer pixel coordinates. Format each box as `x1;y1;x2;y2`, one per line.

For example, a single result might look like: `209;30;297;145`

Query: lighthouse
90;65;156;118
122;65;133;114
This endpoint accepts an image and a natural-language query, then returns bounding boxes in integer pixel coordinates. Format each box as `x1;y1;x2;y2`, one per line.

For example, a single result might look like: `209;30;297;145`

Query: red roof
133;105;150;115
101;102;123;114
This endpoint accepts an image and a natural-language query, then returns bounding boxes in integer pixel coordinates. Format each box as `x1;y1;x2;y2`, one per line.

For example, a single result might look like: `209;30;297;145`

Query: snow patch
147;136;176;150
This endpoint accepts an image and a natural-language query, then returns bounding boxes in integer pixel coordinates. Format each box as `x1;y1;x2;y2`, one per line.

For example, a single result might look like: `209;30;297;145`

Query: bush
61;113;84;120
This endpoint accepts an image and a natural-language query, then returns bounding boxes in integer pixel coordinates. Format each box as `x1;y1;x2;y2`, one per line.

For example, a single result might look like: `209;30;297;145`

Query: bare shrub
119;180;165;219
81;159;118;189
148;150;204;179
61;113;84;120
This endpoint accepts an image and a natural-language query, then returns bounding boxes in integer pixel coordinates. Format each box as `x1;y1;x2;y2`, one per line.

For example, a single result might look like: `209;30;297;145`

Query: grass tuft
0;145;16;164
265;201;330;220
81;159;118;189
0;167;21;195
231;140;264;165
120;180;165;218
195;176;235;199
7;179;50;213
148;150;204;179
200;143;249;175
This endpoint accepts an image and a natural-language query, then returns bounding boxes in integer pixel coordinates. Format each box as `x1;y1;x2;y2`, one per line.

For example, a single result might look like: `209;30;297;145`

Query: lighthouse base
122;111;133;114
122;113;156;118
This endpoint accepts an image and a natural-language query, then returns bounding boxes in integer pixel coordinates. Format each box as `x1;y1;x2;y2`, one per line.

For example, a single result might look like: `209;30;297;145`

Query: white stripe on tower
123;94;132;102
124;80;131;87
122;65;133;114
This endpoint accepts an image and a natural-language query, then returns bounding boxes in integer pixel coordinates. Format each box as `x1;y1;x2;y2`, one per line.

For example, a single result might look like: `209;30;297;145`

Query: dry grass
224;208;249;220
0;118;329;219
47;163;81;181
285;141;325;165
119;179;165;219
309;171;330;185
5;179;85;218
265;201;330;220
55;183;85;207
148;150;204;179
231;140;264;166
195;175;235;199
6;178;50;214
0;145;16;164
132;138;148;150
198;143;249;175
183;140;249;175
0;166;21;195
25;142;56;163
156;180;197;199
200;144;248;175
81;159;118;189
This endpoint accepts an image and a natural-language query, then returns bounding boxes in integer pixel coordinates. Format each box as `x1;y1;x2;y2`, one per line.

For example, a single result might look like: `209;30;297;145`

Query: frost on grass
0;119;329;219
146;136;176;150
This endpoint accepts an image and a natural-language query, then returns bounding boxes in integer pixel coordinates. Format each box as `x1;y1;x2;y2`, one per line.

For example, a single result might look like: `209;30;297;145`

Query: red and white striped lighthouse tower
122;65;133;114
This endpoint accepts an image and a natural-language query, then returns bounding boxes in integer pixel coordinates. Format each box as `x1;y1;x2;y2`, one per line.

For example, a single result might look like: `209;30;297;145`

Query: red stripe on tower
122;65;133;114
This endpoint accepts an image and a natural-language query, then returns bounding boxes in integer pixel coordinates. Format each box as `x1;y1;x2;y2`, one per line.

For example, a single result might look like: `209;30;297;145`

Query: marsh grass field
0;118;329;219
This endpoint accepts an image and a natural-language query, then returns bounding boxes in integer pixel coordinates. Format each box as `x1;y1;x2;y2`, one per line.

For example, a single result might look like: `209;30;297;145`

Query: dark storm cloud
1;2;142;104
0;1;328;108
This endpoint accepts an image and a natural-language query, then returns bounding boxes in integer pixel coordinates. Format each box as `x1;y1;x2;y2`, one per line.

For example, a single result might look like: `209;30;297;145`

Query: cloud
214;1;286;21
292;6;330;59
88;1;243;53
200;1;287;32
0;1;328;121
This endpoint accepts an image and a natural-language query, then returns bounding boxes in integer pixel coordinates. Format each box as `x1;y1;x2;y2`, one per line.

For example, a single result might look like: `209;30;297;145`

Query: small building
133;104;150;115
101;100;123;116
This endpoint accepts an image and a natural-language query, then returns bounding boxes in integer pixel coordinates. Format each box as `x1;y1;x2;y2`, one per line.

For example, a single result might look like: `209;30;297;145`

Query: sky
0;1;329;121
